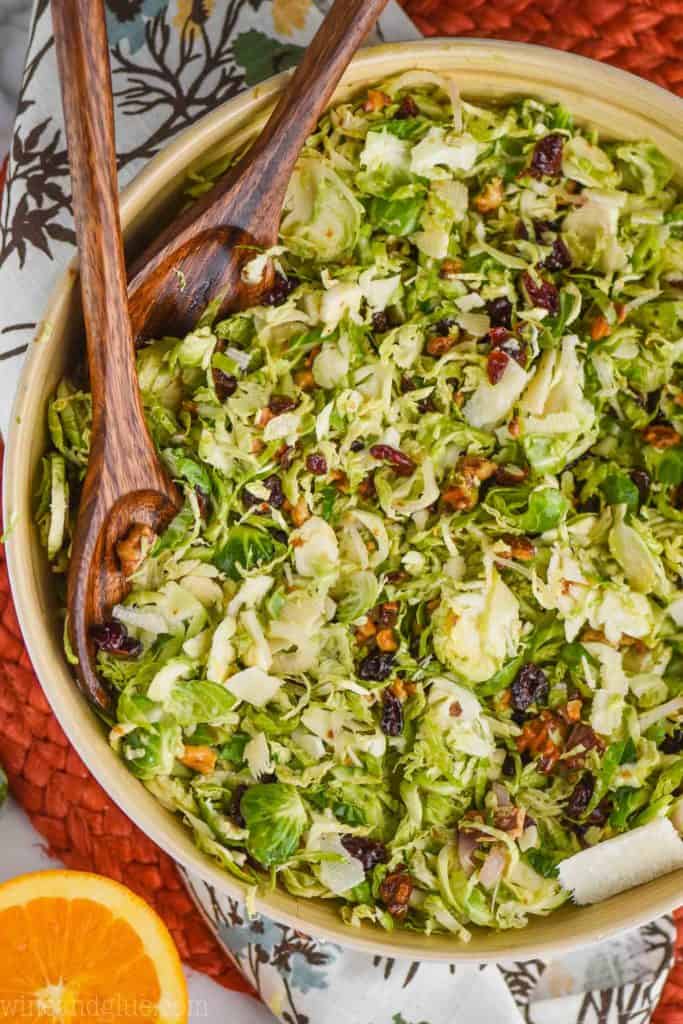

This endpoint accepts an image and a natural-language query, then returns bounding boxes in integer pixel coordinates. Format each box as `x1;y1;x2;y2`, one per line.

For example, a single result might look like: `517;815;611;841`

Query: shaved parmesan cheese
463;358;528;430
410;127;478;179
318;834;366;895
412;229;450;259
245;732;272;779
313;345;349;389
558;818;683;905
639;695;683;733
263;410;302;444
292;516;339;577
113;604;167;636
227;575;274;618
207;616;236;685
226;667;283;707
147;659;191;703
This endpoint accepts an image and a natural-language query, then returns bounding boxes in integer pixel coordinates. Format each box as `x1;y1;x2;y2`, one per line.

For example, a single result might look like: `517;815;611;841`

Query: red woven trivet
2;3;683;1014
402;0;683;96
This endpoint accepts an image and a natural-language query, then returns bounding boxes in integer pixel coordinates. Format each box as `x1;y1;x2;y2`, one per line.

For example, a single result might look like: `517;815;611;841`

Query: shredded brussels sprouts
37;75;683;938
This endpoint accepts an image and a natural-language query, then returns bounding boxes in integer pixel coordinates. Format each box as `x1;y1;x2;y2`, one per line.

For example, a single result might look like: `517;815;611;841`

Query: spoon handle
52;0;153;474
249;0;392;170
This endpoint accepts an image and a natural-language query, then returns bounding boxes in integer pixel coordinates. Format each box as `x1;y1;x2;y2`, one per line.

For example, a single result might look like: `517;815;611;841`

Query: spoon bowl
53;0;389;711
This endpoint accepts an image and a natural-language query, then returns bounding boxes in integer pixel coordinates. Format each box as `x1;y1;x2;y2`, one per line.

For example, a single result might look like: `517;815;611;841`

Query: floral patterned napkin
0;3;677;1021
184;872;675;1024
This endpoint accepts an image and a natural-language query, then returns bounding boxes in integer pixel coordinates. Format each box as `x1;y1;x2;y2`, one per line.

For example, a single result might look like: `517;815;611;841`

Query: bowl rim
5;37;683;963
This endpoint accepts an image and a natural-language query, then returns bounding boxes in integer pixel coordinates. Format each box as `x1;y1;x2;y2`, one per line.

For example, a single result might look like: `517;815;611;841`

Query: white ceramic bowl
6;39;683;961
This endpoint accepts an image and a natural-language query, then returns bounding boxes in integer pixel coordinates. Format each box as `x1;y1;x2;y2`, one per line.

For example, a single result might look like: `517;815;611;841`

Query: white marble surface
0;0;32;157
0;794;273;1022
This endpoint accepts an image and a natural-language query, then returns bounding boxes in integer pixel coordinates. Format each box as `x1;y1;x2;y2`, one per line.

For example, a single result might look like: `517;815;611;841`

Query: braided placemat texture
401;0;683;96
0;447;252;995
2;1;683;1012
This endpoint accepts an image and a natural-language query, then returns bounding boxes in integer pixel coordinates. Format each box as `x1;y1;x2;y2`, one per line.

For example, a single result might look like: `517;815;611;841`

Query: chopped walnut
642;424;681;448
426;334;457;357
288;495;310;527
493;805;526;839
590;315;611;340
564;699;583;722
440;258;463;280
364;89;391;112
517;710;568;774
376;628;398;652
379;867;413;919
116;523;156;578
474;177;504;214
460;456;497;482
179;745;217;775
355;619;377;644
442;481;478;511
294;369;316;391
501;534;535;561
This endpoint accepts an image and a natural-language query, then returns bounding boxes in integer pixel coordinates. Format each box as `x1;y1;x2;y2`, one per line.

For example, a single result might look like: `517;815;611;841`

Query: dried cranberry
90;621;142;658
350;439;364;453
264;474;284;508
533;219;555;242
372;310;390;334
530;133;564;177
566;773;595;819
522;271;560;314
306;453;327;476
511;709;527;726
577;495;601;515
243;474;284;509
565;722;604;761
380;689;404;737
494;464;529;486
630;469;651;505
358;651;395;682
433;316;458;336
487;349;510;384
661;728;683;754
262;272;300;307
489;326;511;347
268;394;298;415
511;663;549;711
543;238;572;272
502;753;516;777
341;835;388;871
270;528;288;545
374;602;399;627
369;444;416;477
379;867;413;918
229;784;248;827
418;395;437;414
212;367;237;401
490;328;527;367
395;95;419;119
515;220;530;241
276;444;297;469
486;297;513;330
195;486;210;519
585;796;612;826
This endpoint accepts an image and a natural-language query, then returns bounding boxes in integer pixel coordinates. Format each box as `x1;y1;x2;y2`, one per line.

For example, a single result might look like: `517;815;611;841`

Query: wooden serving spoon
53;0;390;711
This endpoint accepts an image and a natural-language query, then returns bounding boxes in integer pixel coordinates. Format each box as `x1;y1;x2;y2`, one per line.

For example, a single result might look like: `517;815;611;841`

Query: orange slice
0;870;188;1023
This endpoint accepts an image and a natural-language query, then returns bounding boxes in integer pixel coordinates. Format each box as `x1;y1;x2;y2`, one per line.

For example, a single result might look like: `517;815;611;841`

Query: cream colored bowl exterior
5;40;683;961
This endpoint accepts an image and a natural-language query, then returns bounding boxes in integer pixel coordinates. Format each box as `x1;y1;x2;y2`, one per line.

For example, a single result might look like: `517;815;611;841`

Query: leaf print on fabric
232;29;305;87
272;0;311;37
0;119;74;269
112;0;246;167
105;0;171;53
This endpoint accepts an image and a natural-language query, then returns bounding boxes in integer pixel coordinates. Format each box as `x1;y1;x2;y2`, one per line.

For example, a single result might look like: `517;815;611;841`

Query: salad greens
37;72;683;939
